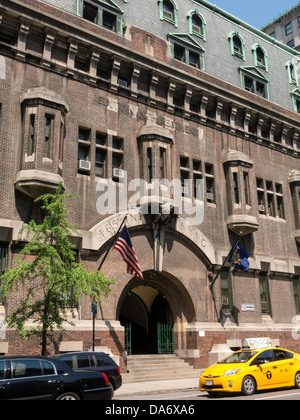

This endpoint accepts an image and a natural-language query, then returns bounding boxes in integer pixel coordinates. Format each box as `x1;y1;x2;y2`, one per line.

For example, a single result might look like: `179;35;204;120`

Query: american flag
114;226;144;280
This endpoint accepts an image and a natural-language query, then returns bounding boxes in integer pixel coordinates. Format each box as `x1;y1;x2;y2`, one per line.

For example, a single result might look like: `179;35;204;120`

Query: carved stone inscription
96;95;200;138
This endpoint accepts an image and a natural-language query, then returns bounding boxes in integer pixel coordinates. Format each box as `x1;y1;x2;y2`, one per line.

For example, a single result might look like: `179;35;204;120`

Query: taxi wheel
295;372;300;389
242;376;256;396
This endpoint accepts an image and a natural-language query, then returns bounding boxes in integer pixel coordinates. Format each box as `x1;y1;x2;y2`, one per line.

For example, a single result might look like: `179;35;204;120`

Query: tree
0;183;114;355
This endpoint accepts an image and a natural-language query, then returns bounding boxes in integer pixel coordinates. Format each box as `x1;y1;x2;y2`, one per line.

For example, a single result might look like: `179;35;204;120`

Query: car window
77;355;92;368
274;350;293;360
59;355;74;368
41;360;56;375
12;359;43;378
0;361;5;380
95;354;106;367
252;350;274;365
217;351;258;364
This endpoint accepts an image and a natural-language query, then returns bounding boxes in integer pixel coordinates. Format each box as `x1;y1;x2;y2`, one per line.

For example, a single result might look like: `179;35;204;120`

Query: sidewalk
114;377;200;398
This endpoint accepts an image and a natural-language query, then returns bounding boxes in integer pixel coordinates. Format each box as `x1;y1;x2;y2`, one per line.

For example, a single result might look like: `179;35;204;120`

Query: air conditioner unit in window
207;192;214;201
259;205;265;212
78;160;91;171
113;168;125;179
182;186;189;197
222;297;229;306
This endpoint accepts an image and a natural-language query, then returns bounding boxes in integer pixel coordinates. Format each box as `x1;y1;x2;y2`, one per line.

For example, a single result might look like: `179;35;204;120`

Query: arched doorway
119;285;174;355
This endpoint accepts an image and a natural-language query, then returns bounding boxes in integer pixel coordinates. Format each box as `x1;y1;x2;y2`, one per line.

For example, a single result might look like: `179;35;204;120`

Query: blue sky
213;1;300;29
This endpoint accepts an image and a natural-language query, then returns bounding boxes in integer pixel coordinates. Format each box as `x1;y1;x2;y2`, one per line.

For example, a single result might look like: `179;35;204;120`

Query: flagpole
92;214;127;351
98;214;128;271
209;237;240;321
210;238;240;290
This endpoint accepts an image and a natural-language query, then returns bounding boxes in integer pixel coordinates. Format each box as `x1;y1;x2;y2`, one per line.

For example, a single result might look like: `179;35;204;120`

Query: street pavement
114;377;200;398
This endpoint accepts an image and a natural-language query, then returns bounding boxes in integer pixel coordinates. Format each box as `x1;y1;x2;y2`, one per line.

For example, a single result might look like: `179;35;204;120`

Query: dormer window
252;43;268;71
163;0;174;20
229;31;245;60
240;67;269;99
286;61;298;86
168;34;205;70
187;9;206;41
158;0;178;27
77;0;123;35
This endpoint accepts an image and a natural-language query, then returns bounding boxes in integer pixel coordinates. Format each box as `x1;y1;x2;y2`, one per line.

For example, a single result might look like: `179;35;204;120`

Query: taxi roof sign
243;337;274;350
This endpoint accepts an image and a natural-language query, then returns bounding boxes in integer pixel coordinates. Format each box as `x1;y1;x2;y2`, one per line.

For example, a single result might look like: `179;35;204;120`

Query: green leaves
0;183;114;354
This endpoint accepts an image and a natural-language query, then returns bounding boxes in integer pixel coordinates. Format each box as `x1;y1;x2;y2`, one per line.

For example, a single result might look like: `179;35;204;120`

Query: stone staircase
122;354;202;383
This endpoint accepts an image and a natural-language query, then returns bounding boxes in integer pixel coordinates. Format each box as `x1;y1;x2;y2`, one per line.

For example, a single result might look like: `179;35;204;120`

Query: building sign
241;304;255;312
96;95;200;138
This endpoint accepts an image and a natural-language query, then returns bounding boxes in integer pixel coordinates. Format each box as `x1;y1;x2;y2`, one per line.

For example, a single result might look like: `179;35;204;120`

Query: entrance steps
122;354;202;383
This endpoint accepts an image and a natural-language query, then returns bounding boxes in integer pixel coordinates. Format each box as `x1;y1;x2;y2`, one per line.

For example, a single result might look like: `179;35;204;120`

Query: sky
213;0;300;29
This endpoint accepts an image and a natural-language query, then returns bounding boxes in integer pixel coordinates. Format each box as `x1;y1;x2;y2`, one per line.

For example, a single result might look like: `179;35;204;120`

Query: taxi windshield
217;351;258;364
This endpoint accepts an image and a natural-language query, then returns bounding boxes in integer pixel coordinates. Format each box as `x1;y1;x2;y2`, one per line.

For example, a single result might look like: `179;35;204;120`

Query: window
259;273;271;315
252;43;268;71
0;242;8;304
286;61;298;85
58;355;73;368
95;132;107;178
77;354;93;368
147;148;153;184
229;31;245;60
160;148;167;180
187;10;206;40
78;127;91;173
159;0;178;26
44;115;54;159
252;350;274;365
169;35;205;70
240;67;269;99
112;136;124;182
180;156;190;198
28;114;35;156
12;359;43;378
293;277;300;314
83;2;98;23
243;172;251;206
205;163;215;204
256;178;284;218
285;22;293;36
233;172;240;204
220;269;232;314
291;89;300;113
180;157;214;202
77;0;123;34
288;39;295;49
257;178;266;214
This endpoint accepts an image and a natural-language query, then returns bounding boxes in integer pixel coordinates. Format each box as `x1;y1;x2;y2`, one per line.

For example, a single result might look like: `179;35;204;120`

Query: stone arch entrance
117;271;196;355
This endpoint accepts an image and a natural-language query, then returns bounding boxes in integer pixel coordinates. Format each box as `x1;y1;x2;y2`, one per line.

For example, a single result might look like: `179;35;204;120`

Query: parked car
53;351;122;397
200;347;300;396
0;356;112;400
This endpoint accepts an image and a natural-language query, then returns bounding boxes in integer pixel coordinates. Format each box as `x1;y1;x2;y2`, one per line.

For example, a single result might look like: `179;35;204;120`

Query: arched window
228;31;245;61
286;60;298;86
252;43;268;71
158;0;178;27
187;9;206;41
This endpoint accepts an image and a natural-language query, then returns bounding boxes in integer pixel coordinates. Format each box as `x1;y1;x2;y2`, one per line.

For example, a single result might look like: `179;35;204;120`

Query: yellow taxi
200;346;300;396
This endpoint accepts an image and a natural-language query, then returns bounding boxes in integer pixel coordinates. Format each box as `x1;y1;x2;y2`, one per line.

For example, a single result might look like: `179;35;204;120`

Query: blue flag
228;241;250;272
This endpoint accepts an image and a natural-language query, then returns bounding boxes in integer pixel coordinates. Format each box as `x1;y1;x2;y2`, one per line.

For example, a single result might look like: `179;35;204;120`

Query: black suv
53;352;122;397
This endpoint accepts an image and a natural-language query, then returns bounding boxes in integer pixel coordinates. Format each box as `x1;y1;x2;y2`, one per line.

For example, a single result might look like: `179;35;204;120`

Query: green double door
121;291;174;355
124;321;174;356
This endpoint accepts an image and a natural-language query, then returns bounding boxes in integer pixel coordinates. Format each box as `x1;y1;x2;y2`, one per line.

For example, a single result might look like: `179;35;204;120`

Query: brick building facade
0;0;300;370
